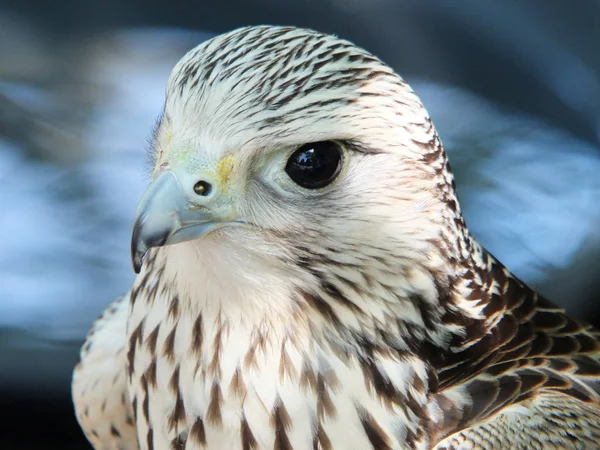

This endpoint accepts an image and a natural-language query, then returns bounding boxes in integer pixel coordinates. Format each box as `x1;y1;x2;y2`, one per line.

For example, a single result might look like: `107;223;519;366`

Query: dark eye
285;141;343;189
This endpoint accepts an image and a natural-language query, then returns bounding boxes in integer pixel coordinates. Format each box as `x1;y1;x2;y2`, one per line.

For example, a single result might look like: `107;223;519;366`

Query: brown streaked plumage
72;294;138;450
72;25;600;450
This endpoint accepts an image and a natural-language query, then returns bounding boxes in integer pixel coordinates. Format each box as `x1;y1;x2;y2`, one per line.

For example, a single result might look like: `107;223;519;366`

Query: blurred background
0;0;599;448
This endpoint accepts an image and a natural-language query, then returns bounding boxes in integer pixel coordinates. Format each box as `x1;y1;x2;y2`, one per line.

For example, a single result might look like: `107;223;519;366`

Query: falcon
72;25;600;450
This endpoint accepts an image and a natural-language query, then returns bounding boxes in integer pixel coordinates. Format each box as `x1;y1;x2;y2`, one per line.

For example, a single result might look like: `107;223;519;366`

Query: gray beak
130;171;230;273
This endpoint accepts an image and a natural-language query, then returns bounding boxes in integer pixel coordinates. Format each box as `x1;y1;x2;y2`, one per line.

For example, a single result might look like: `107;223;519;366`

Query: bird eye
285;141;343;189
193;180;212;196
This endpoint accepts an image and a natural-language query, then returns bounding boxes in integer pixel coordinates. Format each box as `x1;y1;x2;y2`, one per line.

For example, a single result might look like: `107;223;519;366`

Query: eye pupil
193;180;212;196
285;141;343;189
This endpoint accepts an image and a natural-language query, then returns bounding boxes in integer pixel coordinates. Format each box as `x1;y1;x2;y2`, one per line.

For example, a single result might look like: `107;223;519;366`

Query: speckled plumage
72;26;600;450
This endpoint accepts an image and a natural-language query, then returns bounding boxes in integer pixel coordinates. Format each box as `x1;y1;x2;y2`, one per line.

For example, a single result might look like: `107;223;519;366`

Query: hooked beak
130;170;235;273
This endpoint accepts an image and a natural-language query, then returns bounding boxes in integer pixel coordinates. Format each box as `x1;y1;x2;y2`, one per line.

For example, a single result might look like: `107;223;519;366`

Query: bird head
131;26;470;313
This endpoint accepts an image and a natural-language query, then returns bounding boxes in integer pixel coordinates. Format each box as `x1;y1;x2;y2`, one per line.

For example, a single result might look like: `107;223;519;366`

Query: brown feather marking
146;324;160;354
412;373;425;393
322;364;340;391
110;425;121;437
300;359;317;393
320;280;363;314
561;385;597;403
145;359;157;388
243;344;257;371
170;435;186;450
131;396;138;422
168;295;180;321
127;320;145;377
457;379;501;430
241;415;258;450
191;313;203;355
130;281;143;307
359;408;393;450
146;428;154;450
189;418;207;446
279;339;298;382
209;322;225;378
163;326;177;363
271;400;293;450
314;425;332;450
168;392;186;431
316;373;337;420
146;276;161;307
141;375;150;423
431;394;462;441
229;366;246;399
243;330;266;371
358;353;403;411
169;365;180;394
301;291;341;327
206;382;223;427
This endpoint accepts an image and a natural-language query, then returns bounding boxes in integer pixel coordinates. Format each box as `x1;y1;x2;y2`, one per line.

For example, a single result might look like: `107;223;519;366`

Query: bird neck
134;221;530;390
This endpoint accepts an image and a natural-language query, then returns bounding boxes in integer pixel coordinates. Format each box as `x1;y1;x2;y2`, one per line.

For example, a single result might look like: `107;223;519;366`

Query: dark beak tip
131;217;171;275
130;226;145;274
131;241;144;274
132;253;143;274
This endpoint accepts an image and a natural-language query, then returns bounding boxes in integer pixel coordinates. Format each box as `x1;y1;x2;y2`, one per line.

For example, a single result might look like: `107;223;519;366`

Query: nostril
193;180;212;197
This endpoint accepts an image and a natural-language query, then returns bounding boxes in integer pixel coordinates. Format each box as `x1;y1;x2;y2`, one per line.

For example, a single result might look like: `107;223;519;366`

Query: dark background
0;1;599;448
